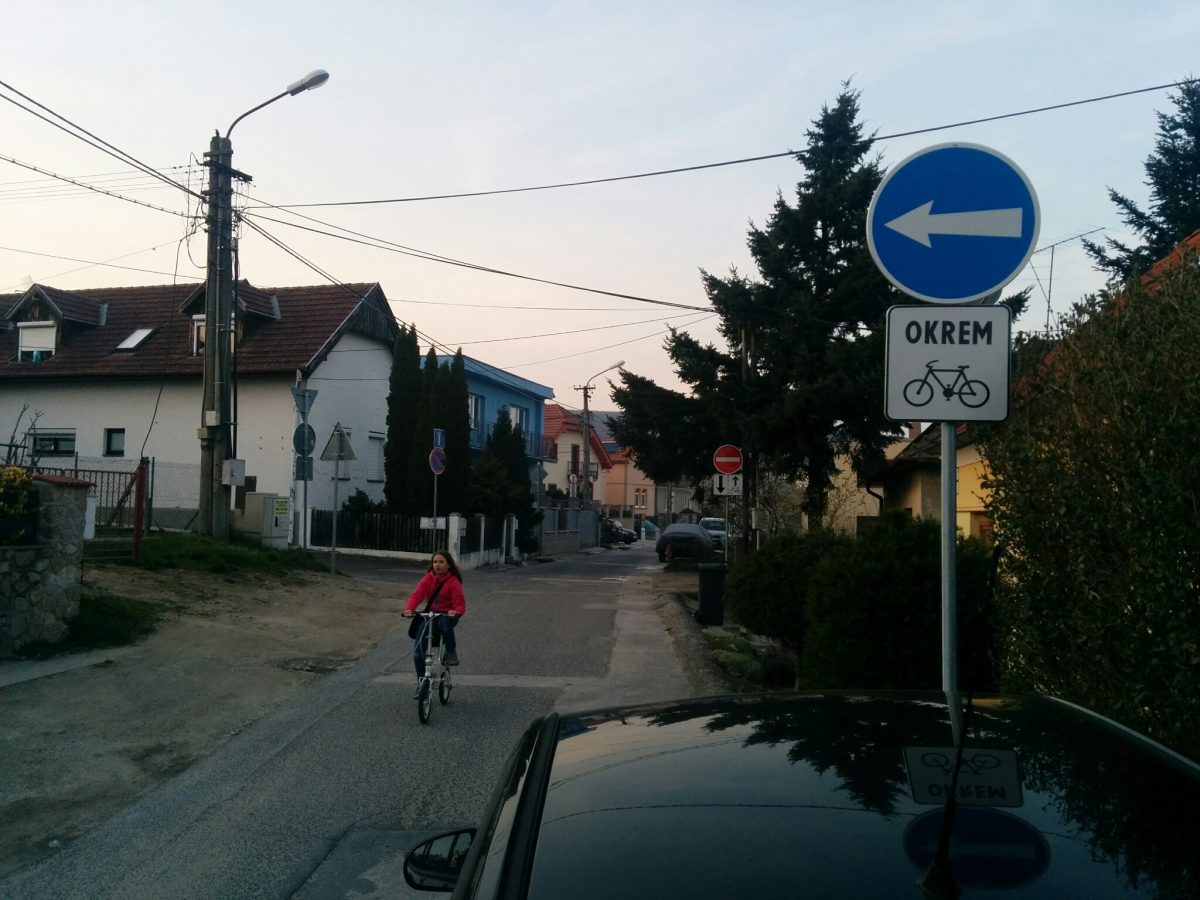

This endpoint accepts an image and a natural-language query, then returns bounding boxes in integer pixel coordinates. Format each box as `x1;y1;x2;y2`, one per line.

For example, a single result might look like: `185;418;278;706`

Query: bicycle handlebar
401;611;458;617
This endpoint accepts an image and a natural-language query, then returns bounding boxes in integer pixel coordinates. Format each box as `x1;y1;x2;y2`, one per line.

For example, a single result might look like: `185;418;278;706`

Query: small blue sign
433;428;446;449
429;447;447;475
867;143;1039;304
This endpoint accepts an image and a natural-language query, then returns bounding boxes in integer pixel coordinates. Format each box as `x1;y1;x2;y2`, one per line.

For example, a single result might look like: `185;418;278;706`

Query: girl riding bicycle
402;550;466;679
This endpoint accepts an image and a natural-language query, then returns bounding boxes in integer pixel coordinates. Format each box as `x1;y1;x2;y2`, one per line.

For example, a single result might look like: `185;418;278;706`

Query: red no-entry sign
713;444;743;475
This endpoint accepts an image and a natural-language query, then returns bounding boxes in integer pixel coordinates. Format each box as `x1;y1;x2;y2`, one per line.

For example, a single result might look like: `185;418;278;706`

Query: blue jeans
413;616;458;678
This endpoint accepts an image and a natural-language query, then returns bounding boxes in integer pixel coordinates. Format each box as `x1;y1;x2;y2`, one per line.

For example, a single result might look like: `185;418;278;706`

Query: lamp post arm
226;90;289;139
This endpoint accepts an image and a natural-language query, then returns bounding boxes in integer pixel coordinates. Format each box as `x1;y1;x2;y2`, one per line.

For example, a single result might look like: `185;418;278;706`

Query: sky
2;2;1197;414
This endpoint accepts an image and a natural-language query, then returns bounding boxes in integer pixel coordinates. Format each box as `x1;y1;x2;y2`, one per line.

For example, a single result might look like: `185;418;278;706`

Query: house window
116;328;154;351
192;315;206;355
570;444;580;475
509;405;529;434
32;429;75;457
104;428;126;457
18;321;57;362
468;394;484;431
635;488;647;508
367;433;384;482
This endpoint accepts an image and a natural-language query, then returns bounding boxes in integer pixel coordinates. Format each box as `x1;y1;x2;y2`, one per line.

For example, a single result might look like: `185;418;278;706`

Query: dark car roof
517;692;1200;899
661;522;707;536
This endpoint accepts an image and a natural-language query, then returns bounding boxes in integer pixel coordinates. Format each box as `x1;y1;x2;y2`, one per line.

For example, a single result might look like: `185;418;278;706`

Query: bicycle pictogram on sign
902;360;990;409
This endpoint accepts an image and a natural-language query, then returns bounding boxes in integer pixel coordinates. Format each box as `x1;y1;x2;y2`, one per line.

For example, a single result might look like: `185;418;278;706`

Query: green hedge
724;515;996;691
978;260;1200;756
801;515;995;691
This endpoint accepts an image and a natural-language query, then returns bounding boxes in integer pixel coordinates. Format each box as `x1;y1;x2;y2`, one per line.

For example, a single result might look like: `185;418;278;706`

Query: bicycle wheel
903;378;934;407
439;669;451;705
417;679;433;724
959;379;990;408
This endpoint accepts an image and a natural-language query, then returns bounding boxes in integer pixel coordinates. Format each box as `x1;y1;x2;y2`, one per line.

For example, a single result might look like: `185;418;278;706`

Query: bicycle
404;610;455;724
902;360;990;409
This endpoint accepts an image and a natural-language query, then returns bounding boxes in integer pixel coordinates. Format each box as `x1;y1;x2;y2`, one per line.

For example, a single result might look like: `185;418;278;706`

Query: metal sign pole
330;455;339;574
941;422;957;693
436;472;446;549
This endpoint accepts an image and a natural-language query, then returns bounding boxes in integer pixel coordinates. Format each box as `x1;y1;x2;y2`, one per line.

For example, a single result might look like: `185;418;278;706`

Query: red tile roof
544;402;613;468
0;281;396;381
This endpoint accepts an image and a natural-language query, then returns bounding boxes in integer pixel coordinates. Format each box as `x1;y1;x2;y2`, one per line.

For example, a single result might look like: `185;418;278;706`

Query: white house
0;280;399;533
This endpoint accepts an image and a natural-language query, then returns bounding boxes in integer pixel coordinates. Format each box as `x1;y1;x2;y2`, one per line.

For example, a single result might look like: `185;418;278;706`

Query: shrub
979;260;1200;755
724;529;844;686
801;513;996;691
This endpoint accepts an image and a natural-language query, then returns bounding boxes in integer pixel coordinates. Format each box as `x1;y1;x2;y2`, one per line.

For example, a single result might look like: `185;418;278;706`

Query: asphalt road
3;543;702;899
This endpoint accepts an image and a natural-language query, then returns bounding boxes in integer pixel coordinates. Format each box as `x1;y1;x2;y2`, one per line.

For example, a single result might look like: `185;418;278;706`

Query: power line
0;79;203;201
254;78;1196;209
506;314;717;369
0;153;191;219
0;243;204;288
237;215;716;395
241;209;709;312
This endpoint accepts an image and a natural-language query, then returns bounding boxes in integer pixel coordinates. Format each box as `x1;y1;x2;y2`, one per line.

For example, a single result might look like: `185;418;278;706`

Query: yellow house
865;423;993;540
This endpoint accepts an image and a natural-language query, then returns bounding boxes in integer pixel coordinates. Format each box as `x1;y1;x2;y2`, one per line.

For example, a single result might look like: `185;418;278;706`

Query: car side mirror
403;828;476;892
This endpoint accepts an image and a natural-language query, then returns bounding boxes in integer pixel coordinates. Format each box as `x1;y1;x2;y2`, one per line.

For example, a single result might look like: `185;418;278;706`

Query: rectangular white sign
420;517;447;530
712;473;743;496
885;305;1011;422
903;746;1023;807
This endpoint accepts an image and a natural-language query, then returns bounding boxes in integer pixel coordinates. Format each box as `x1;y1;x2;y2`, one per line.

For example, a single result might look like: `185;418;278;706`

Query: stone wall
0;476;88;656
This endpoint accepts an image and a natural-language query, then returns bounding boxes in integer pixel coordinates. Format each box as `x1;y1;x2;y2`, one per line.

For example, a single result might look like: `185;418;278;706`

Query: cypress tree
383;325;421;512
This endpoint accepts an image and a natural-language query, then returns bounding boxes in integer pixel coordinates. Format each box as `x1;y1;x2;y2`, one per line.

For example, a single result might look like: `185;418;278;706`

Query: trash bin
696;563;727;626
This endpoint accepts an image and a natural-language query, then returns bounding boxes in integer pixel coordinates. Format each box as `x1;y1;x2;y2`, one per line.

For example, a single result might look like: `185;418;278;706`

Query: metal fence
30;457;141;528
311;509;434;553
148;458;202;531
27;456;201;532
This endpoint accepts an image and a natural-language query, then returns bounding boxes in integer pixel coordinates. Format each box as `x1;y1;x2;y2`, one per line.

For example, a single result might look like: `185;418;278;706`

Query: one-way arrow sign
867;143;1039;304
884;202;1023;248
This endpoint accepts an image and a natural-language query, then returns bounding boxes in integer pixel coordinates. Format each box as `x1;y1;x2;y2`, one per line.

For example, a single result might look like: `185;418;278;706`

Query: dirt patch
0;565;403;875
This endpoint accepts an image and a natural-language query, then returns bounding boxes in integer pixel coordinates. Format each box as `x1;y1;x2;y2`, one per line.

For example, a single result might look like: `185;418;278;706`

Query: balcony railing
468;424;556;461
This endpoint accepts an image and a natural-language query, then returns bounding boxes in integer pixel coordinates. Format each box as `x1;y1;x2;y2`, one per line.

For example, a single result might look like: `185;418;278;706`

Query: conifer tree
384;324;421;512
613;85;902;524
1084;79;1200;280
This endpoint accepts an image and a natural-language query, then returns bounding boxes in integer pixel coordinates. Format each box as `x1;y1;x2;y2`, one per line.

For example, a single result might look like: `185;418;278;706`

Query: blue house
435;355;556;462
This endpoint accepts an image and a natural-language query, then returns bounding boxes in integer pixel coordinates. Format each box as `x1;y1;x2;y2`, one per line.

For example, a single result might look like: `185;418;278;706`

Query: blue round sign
429;447;447;475
867;143;1040;304
903;807;1050;890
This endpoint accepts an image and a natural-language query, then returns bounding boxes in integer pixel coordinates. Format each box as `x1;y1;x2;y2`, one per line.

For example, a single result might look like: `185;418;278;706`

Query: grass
702;627;798;692
17;584;159;659
127;531;327;575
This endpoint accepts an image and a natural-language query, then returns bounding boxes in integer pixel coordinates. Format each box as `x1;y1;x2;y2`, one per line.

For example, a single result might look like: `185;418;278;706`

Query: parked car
404;691;1200;898
698;516;729;549
599;517;636;544
654;522;713;561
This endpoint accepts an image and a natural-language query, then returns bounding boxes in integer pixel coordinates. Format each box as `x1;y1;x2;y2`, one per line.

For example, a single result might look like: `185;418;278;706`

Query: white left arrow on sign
885;201;1023;248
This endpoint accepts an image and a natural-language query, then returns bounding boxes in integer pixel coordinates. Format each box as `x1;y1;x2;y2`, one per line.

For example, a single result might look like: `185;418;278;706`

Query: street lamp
577;360;624;509
199;70;330;540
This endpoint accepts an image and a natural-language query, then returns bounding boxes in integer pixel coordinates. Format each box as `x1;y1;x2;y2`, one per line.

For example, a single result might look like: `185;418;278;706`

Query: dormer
178;280;278;355
4;284;107;362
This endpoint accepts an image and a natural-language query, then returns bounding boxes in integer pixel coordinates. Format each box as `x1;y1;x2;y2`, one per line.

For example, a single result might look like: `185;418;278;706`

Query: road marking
373;673;602;689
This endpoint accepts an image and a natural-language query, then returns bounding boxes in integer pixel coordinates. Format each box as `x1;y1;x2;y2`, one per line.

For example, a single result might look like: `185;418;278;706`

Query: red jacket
404;572;466;616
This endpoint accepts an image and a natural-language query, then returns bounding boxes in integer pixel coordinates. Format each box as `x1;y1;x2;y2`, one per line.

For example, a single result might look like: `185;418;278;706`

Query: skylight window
116;328;155;351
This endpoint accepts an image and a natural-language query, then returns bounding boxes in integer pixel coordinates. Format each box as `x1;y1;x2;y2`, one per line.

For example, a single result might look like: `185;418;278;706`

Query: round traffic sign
867;143;1040;304
713;444;743;475
429;447;447;475
292;423;316;455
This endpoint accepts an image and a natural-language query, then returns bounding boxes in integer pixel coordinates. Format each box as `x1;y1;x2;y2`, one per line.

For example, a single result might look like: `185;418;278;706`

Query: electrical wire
0;243;205;287
238;214;716;394
253;78;1196;209
0;153;191;218
241;209;709;312
0;79;203;201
